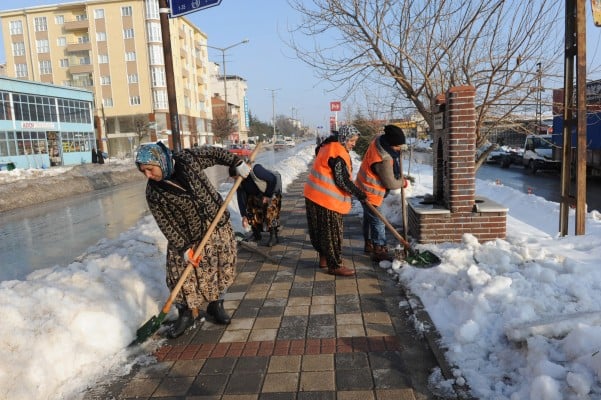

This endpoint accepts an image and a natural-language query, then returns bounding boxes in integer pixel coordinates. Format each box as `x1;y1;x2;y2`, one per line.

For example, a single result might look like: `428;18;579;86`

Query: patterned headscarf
337;125;360;145
135;141;174;179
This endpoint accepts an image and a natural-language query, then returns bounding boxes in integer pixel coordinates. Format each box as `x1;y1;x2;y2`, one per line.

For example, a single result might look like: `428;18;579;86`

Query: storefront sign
21;121;56;129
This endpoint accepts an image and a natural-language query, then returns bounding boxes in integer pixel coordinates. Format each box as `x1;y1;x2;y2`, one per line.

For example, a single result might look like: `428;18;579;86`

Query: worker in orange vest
304;125;367;276
355;124;408;262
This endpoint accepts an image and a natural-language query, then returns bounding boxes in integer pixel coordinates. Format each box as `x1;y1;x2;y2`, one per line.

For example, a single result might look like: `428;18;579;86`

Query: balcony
66;42;91;52
63;19;89;31
69;63;93;74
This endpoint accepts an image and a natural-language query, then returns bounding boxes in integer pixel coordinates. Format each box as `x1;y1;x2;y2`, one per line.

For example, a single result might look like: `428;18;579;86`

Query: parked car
227;144;252;157
274;140;288;151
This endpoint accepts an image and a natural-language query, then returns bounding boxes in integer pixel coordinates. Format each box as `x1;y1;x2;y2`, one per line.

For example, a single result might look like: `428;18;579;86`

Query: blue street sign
169;0;222;18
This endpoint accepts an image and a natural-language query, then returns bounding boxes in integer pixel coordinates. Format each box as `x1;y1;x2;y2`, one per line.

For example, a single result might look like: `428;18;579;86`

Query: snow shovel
130;143;262;346
364;201;441;268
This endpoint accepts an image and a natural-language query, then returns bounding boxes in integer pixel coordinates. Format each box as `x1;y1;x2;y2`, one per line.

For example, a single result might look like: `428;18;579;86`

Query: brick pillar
445;86;476;213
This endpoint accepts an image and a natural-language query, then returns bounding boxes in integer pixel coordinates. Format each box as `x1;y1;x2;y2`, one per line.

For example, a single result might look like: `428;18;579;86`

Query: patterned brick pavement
85;171;449;400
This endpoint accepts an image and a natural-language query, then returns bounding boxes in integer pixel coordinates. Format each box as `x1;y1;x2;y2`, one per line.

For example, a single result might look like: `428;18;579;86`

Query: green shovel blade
129;311;167;347
406;250;441;268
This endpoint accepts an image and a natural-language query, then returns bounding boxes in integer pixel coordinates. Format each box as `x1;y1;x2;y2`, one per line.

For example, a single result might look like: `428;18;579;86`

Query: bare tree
287;0;562;167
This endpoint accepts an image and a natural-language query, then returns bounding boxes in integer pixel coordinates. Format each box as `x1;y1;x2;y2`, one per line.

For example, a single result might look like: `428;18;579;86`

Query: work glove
184;248;201;268
235;161;251;178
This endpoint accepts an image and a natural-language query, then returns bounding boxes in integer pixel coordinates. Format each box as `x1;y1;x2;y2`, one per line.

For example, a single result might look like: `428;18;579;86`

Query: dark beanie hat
383;124;406;146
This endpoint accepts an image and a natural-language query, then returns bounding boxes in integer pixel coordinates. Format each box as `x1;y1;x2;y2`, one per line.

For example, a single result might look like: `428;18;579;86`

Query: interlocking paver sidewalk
86;171;451;400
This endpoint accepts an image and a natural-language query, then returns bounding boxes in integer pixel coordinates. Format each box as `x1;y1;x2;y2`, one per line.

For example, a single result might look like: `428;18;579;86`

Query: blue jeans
361;202;386;246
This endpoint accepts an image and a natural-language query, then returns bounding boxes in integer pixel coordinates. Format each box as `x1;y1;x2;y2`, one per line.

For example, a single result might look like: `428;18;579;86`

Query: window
60;132;94;153
149;45;163;64
39;60;52;75
145;0;159;19
151;67;166;86
75;14;87;21
34;17;47;32
121;6;132;16
130;96;141;105
153;89;168;109
55;15;64;25
60;59;69;68
9;20;23;35
103;98;113;107
12;94;56;123
79;57;91;65
100;76;111;85
12;42;25;56
94;9;104;19
57;98;92;123
15;64;27;78
123;28;134;39
125;52;136;61
78;36;89;44
0;92;11;121
98;54;109;64
127;74;138;84
36;39;49;53
147;22;161;42
96;32;106;41
57;37;66;46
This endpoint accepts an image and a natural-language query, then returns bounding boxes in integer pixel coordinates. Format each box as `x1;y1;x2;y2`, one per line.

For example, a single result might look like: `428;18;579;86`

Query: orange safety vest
304;141;353;214
355;137;389;207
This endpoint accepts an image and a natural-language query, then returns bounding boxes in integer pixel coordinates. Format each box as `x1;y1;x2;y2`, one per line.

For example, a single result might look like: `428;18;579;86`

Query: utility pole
536;62;542;134
559;0;587;236
158;0;181;151
265;88;281;144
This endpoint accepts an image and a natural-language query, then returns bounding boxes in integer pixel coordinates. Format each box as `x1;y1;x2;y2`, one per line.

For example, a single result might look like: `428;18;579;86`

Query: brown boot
364;240;374;254
328;265;355;276
372;245;394;262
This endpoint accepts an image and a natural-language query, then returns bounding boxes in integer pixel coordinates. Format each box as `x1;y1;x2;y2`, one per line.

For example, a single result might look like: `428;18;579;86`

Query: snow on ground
2;140;601;399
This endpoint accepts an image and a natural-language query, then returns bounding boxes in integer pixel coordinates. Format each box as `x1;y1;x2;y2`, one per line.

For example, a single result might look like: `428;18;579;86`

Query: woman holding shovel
304;125;367;276
355;124;408;262
135;142;250;339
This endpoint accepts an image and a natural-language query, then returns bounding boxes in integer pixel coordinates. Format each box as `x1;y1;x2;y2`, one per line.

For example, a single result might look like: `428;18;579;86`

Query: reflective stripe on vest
303;141;353;214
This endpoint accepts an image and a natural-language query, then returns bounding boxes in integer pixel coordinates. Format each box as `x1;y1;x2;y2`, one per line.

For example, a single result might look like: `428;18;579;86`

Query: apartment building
0;0;214;157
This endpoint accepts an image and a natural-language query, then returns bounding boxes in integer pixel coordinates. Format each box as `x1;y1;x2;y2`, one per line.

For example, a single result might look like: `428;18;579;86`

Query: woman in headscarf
229;160;283;247
304;125;367;276
135;141;250;338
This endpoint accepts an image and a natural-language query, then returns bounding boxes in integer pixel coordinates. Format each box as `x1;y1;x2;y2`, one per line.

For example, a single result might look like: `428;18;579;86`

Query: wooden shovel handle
161;143;262;314
364;201;411;251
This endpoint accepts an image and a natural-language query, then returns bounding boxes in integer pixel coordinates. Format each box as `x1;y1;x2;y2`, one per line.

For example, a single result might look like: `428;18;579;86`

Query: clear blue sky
1;1;601;130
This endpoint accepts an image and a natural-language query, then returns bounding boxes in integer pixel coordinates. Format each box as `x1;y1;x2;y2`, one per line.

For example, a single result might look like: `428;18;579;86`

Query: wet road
0;181;149;281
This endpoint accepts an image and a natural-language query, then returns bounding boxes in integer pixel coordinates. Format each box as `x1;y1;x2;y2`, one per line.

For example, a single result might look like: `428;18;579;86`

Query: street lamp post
205;39;249;120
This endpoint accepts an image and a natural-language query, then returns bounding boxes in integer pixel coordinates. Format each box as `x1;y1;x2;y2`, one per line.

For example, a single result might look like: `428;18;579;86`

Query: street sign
330;101;341;112
169;0;222;18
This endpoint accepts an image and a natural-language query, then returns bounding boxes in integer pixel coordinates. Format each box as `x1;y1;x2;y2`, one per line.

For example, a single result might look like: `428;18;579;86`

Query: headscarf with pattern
135;141;174;179
336;125;360;145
